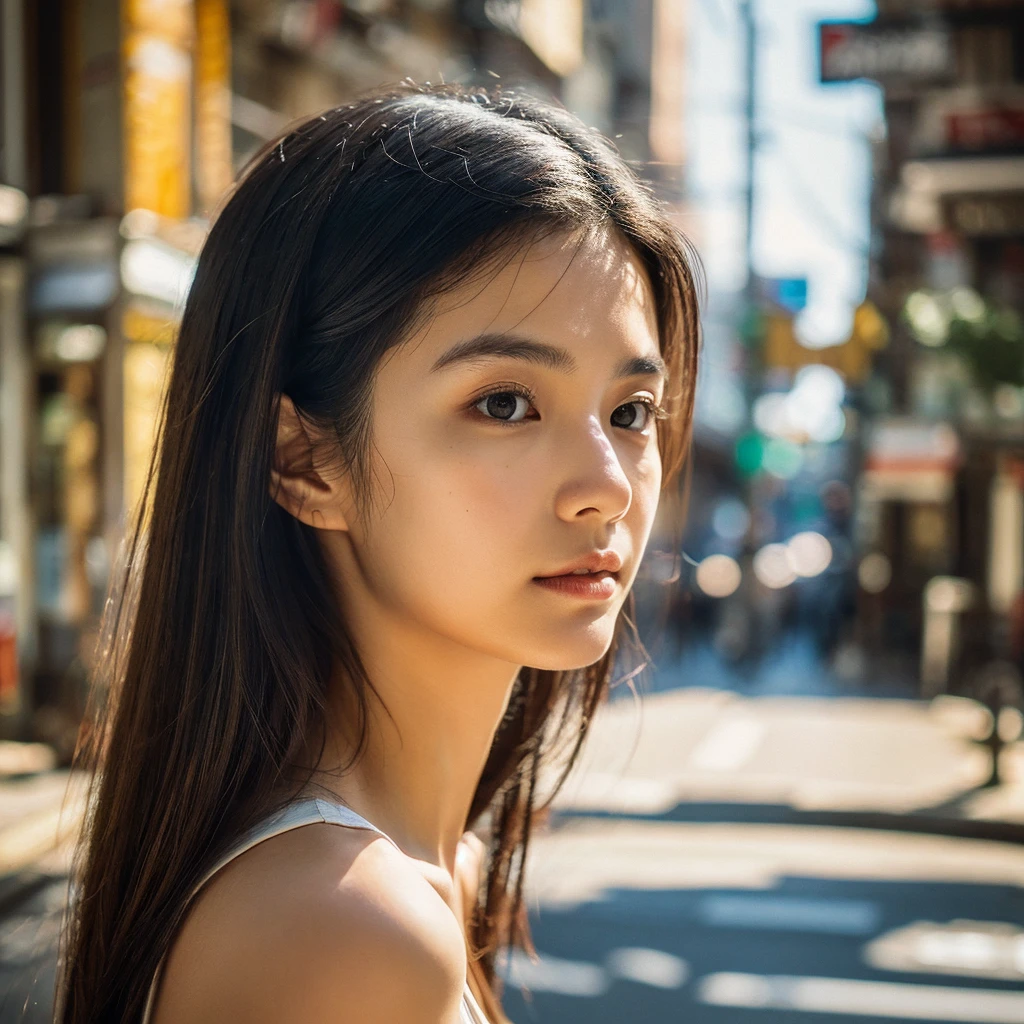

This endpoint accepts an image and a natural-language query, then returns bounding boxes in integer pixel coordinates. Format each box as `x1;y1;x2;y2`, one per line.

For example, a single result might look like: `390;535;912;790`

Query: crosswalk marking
698;971;1024;1022
498;947;691;995
605;947;689;989
698;893;881;934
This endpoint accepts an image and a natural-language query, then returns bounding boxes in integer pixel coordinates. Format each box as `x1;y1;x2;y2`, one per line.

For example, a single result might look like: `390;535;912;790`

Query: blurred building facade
667;2;1024;708
846;0;1024;699
0;0;688;750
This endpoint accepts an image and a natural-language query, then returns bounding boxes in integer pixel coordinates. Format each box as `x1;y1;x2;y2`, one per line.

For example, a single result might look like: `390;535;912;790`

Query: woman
56;82;700;1023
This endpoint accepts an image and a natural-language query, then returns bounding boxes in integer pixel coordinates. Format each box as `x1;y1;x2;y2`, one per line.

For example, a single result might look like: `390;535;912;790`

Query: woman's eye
611;400;653;431
475;391;534;422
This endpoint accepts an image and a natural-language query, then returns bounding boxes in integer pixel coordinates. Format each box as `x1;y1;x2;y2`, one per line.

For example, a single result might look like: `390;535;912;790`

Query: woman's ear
269;394;350;531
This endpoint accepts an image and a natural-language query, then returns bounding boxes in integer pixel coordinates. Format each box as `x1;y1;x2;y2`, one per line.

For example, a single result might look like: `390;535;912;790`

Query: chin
520;624;618;673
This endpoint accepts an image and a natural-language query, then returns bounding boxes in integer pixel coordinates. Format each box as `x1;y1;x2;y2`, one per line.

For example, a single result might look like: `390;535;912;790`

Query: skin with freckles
150;224;667;1024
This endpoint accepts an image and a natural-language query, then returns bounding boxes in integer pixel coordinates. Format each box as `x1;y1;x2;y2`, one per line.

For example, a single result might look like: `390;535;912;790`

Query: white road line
498;949;608;997
605;947;689;989
499;947;692;995
698;972;1024;1022
688;718;765;772
699;894;881;935
865;920;1024;981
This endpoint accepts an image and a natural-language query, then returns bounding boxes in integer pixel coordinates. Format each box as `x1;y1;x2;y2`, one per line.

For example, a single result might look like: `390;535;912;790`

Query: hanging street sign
818;20;955;86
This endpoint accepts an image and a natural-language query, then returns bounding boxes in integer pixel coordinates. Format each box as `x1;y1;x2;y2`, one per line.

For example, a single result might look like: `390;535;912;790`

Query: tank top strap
309;797;404;850
186;797;400;899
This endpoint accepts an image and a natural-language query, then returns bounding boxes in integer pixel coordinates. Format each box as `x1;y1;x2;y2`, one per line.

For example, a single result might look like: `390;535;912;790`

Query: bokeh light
752;544;796;590
712;498;751;541
786;532;833;578
858;552;892;594
762;439;804;479
696;554;742;598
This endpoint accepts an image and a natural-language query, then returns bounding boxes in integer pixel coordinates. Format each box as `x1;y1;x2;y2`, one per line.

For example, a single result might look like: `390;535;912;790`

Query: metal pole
741;0;756;299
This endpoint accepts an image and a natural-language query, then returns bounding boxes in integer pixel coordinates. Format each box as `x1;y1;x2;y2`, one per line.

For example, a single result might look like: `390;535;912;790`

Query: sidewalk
0;764;84;911
549;688;1024;837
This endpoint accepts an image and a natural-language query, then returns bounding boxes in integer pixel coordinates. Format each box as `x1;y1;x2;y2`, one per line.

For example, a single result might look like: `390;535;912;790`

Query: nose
553;416;633;524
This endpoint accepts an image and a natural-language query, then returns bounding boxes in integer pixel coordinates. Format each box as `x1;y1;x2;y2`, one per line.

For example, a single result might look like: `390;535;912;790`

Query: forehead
399;225;660;368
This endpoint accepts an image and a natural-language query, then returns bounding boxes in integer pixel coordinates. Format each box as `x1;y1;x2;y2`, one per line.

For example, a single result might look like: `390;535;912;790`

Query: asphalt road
0;874;63;1024
500;822;1024;1024
501;877;1024;1023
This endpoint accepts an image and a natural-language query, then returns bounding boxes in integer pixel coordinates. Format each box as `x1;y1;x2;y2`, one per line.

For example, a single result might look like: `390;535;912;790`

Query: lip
532;571;618;600
536;551;624;578
531;551;624;601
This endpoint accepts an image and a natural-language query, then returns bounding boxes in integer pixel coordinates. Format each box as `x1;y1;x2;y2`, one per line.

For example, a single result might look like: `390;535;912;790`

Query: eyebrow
618;354;669;381
430;332;668;382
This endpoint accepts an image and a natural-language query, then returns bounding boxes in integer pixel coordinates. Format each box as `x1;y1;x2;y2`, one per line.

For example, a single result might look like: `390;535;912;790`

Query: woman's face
333;225;666;671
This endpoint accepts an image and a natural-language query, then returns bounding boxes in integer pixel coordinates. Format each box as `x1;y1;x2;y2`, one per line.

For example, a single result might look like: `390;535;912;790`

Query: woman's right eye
475;391;534;423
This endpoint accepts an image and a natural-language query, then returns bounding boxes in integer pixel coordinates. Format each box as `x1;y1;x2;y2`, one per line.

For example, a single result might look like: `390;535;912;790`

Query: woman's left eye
611;400;655;432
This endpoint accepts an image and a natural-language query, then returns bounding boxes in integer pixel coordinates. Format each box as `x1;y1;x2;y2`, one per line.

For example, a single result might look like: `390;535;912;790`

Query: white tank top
141;797;491;1024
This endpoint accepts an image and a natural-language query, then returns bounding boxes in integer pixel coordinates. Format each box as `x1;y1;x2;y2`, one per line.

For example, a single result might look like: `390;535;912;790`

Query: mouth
531;569;619;600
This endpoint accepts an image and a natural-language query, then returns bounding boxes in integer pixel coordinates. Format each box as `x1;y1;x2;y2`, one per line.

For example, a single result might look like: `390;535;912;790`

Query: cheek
352;411;665;667
628;443;663;529
364;435;542;594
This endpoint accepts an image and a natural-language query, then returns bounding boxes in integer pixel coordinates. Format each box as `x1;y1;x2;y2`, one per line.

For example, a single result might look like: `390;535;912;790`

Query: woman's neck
299;622;520;878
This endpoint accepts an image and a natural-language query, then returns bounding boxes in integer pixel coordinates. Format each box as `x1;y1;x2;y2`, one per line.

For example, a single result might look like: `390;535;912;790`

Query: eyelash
471;383;667;430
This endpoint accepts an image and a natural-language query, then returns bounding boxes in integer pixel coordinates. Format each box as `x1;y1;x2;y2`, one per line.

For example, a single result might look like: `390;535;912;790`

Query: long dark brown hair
55;81;701;1023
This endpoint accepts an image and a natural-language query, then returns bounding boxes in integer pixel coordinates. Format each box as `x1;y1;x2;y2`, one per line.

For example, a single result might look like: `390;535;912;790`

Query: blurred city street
504;818;1024;1023
506;675;1024;1023
2;0;1024;1020
557;682;1024;828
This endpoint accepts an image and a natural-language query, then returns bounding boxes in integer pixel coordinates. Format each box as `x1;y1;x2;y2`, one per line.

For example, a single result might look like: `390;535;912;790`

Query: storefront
22;216;120;741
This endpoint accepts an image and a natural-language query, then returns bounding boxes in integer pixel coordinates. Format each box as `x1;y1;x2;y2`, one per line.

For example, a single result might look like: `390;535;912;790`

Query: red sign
946;107;1024;152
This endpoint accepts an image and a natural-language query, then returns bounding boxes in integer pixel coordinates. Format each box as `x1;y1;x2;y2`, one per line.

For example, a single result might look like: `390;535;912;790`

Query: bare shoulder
152;823;467;1024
